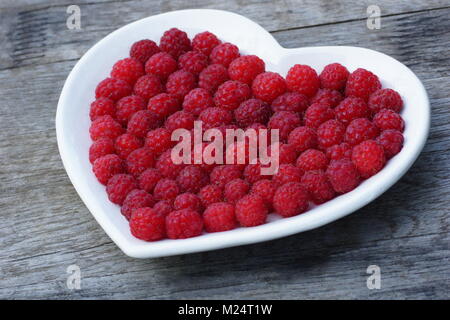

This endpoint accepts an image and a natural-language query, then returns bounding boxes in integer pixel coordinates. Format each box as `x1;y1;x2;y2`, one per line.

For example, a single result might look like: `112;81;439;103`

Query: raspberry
273;182;309;217
199;107;233;129
174;193;202;212
155;150;185;179
147;93;181;119
252;72;287;103
176;166;209;193
138;168;162;193
110;57;144;85
271;92;309;113
234;99;271;127
243;163;270;184
210;165;242;188
296;149;328;173
106;174;138;205
286;64;319;98
326;142;352;161
267;142;298;164
235;194;268;227
166;70;197;100
352;140;386;178
115;95;146;125
319;63;349;91
121;190;155;220
287;126;318;153
178;51;208;75
317;119;345;149
165;110;195;132
154;178;180;201
144;52;177;80
90;97;116;120
344;118;379;146
335;97;369;124
203;202;236;232
182;88;214;116
214;80;251;110
304;102;335;129
160;28;191;59
250;179;276;208
90;115;124;141
95;77;132;101
125;147;155;177
368;88;403;114
210;42;240;67
199;184;223;207
153;200;173;216
133;75;164;100
145;128;173;154
268;111;302;141
345;68;381;101
311;88;343;108
130;39;160;64
89;138;115;164
198;64;229;93
224;178;250;204
300;170;335;204
127;110;161;138
273;164;303;187
130;207;165;241
114;133;143;159
228;55;265;85
373;109;405;132
166;209;203;239
93;154;124;185
376;129;404;159
326;159;360;193
192;31;221;56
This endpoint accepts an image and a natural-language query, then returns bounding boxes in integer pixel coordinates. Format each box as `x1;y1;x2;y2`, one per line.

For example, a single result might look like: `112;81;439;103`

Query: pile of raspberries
89;28;405;241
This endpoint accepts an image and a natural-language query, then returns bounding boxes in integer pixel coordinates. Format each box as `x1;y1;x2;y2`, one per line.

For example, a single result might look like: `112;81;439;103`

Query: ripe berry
376;129;404;159
214;80;251;110
210;42;240;67
319;63;349;91
145;128;173;154
127;110;161;138
121;190;155;220
300;170;335;204
106;174;138;205
234;99;271;127
271;92;309;113
154;178;180;201
130;39;160;64
286;64;319;97
199;184;223;207
182;88;214;116
273;164;303;187
174;193;202;212
250;179;276;208
90;97;116;120
93;154;124;185
155;149;185;179
176;166;209;193
192;31;221;56
178;51;209;75
144;52;177;80
273;182;309;217
296;149;329;173
373;109;405;132
311;88;343;108
138;168;163;193
166;70;197;100
252;72;287;103
166;209;203;239
133;75;164;100
210;165;242;188
317;119;345;149
228;55;265;85
268;111;302;141
224;178;250;204
287;126;318;153
344;118;379;146
153;200;174;216
130;207;165;241
110;57;144;85
89;138;115;164
90;115;124;141
165;110;195;132
345;68;381;101
326;159;360;193
267;142;298;164
243;163;271;184
352;140;386;178
125;147;155;177
147;93;181;119
95;77;132;101
326;142;352;161
335;97;369;124
199;107;233;129
368;88;403;114
304;102;335;129
114;133;143;159
198;64;229;93
235;194;268;227
160;28;191;59
203;202;236;233
115;95;146;125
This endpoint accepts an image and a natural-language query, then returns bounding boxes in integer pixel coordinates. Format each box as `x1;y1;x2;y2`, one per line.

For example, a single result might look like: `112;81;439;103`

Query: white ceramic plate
56;9;430;258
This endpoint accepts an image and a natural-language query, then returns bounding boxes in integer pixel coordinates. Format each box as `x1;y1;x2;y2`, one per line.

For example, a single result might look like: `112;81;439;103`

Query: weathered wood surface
0;1;449;299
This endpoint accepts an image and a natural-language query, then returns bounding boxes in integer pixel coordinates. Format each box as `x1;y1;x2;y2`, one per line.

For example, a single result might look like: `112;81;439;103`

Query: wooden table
1;0;449;299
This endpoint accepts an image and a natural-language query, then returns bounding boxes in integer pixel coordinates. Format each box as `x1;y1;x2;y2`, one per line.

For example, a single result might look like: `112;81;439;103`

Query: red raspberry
317;119;345;149
352;140;386;178
214;80;251;110
252;72;287;103
326;142;352;161
166;209;203;239
268;111;302;141
368;88;403;114
144;52;177;80
273;164;303;187
192;31;221;56
267;143;298;165
210;165;242;188
228;55;265;85
90;97;115;120
156;150;185;179
93;154;124;185
210;42;240;67
199;107;233;129
335;97;369;124
319;63;349;91
114;133;143;159
147;93;181;119
166;70;197;100
165;110;195;132
203;202;236;233
250;179;276;208
176;166;209;193
345;118;379;146
125;147;155;177
145;128;173;154
235;194;268;227
345;68;381;101
106;174;138;205
224;178;250;204
271;92;309;113
296;149;328;173
130;39;160;64
115;95;146;125
182;88;214;116
133;75;163;100
273;182;309;217
234;99;271;127
89;138;115;164
121;189;155;220
287;126;318;153
110;57;144;85
199;184;223;207
326;159;360;193
174;193;202;212
311;88;343;108
178;51;208;75
154;178;180;201
153;200;173;216
160;28;191;59
95;77;132;101
300;170;335;204
376;129;404;159
90;115;124;141
373;109;405;132
286;64;319;98
304;102;335;129
127;110;161;138
243;163;270;184
138;168;162;193
198;64;229;93
130;207;165;241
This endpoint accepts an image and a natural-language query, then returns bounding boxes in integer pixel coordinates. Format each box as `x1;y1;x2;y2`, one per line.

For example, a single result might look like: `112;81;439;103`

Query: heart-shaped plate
56;9;429;258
